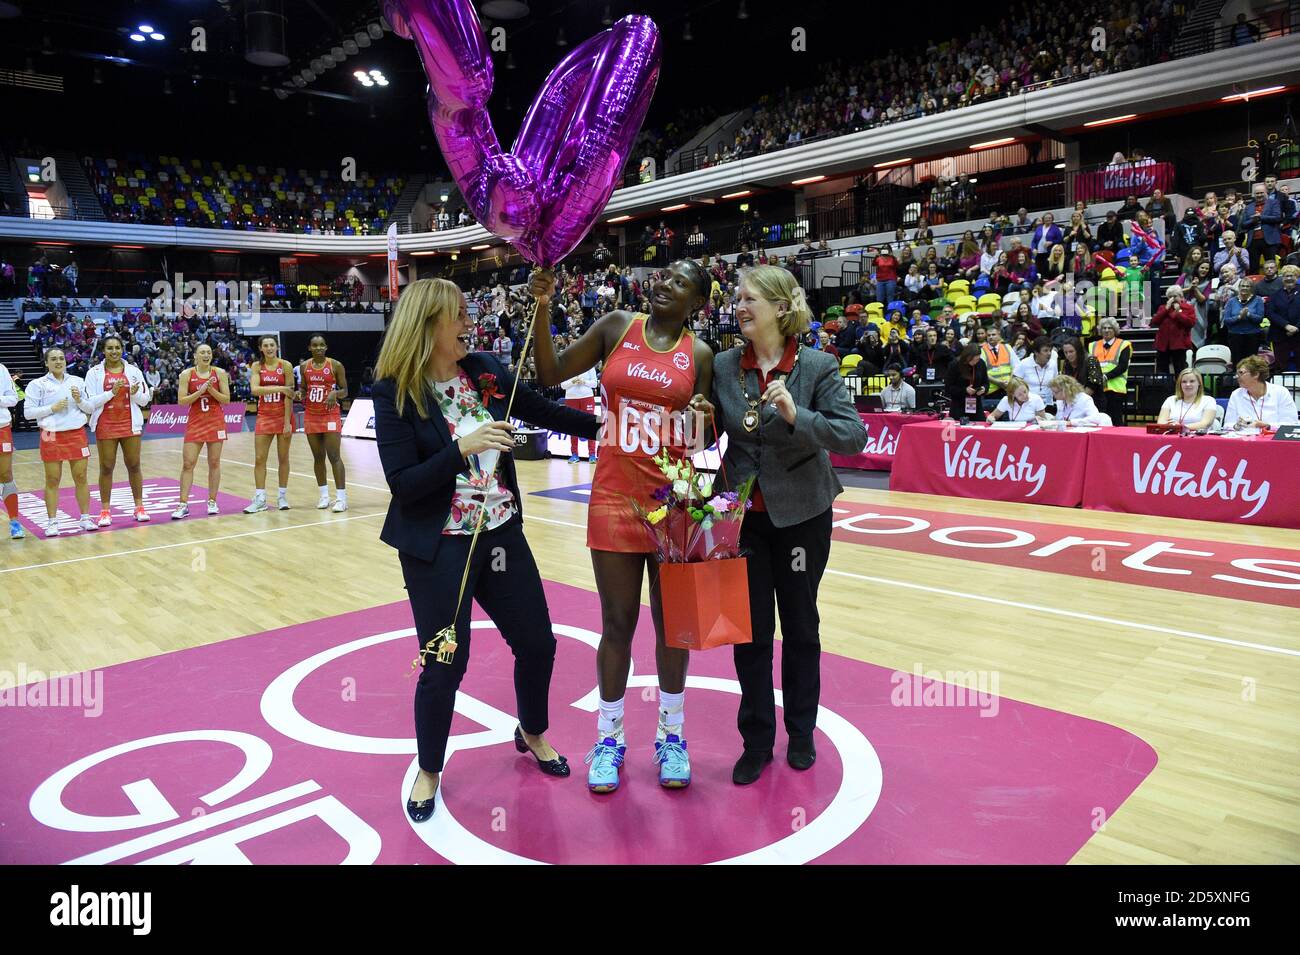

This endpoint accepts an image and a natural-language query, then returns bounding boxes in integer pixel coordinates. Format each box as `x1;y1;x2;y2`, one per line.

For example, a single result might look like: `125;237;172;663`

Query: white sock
318;485;329;499
336;488;347;501
658;689;685;739
597;697;625;742
278;486;288;496
253;488;266;501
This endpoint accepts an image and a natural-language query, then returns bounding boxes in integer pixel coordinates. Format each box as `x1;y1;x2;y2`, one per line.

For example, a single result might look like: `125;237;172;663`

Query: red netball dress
588;314;697;552
302;360;342;434
184;369;227;444
96;368;137;440
255;362;290;435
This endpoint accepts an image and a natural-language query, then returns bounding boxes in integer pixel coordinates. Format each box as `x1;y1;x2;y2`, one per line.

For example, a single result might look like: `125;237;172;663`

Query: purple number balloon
383;0;661;267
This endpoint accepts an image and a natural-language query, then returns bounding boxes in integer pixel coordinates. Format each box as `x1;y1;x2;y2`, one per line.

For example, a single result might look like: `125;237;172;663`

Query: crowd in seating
638;1;1177;176
23;303;257;404
85;154;404;233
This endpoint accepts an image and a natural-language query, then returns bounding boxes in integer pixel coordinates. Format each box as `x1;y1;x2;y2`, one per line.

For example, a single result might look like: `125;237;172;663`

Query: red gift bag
659;558;753;650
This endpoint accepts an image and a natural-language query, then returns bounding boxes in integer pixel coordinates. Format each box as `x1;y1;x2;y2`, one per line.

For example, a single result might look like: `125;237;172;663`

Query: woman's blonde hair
1173;368;1204;403
738;265;812;336
1003;375;1029;400
374;278;463;419
1049;374;1084;402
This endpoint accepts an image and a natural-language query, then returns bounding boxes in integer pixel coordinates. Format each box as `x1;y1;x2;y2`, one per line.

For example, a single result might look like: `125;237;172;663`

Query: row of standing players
0;334;349;540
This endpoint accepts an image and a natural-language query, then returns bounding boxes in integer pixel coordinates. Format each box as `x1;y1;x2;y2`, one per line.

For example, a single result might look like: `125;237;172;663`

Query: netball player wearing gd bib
532;261;714;793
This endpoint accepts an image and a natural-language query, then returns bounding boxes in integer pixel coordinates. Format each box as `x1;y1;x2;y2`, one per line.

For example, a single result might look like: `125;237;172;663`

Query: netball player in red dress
172;343;231;520
244;335;295;513
86;335;153;525
299;334;349;512
532;260;713;792
1;361;24;539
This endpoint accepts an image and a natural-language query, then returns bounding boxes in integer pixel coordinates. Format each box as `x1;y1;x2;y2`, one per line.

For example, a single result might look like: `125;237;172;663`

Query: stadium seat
1194;344;1233;376
865;302;884;317
839;354;862;377
947;279;970;296
977;293;1003;311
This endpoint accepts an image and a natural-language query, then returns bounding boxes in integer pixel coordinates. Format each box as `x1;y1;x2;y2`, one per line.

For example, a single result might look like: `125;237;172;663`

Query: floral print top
431;369;517;534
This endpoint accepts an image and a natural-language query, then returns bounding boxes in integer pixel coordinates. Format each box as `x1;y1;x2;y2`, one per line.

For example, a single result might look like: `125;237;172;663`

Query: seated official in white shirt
1039;374;1108;427
1224;355;1300;429
1158;368;1219;431
986;376;1045;422
880;364;916;411
1013;336;1058;405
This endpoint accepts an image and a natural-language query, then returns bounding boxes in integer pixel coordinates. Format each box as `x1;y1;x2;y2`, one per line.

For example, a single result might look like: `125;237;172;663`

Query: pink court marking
0;581;1156;864
13;479;251;537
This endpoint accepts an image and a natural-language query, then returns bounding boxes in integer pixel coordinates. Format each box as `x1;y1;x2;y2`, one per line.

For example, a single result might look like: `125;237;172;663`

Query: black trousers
734;507;833;753
399;515;556;774
1229;333;1264;367
1101;389;1127;426
1155;348;1188;376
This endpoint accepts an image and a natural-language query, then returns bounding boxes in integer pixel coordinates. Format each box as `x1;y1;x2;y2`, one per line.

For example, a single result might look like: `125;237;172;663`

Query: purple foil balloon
383;0;661;267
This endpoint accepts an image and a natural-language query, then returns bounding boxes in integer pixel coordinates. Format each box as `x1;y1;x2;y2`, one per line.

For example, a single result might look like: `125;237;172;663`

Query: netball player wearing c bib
172;343;231;520
25;347;97;536
85;335;153;526
244;335;295;513
532;260;713;793
1;361;23;539
299;334;349;513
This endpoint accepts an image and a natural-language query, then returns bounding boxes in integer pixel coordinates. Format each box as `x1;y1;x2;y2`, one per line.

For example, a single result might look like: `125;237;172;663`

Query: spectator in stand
1014;335;1058;405
1221;279;1266;367
1144;189;1175;242
1265;265;1300;372
955;233;983;281
1254;258;1283;299
952;173;976;220
686;224;708;255
816;330;839;360
1229;12;1261;46
1008;208;1035;235
1212;230;1250;277
1031;213;1064;276
873;244;900;307
1157;368;1219;431
944;344;989;419
492;326;514;370
1225;355;1299;428
1116;195;1143;221
736;244;755;269
854;326;884;373
880;364;916;411
835;304;868;353
1095;209;1125;258
1176;258;1216;350
1150;285;1196;375
882;327;911;368
911;219;935;246
1090;318;1132;425
903;264;927;300
1234;182;1286;273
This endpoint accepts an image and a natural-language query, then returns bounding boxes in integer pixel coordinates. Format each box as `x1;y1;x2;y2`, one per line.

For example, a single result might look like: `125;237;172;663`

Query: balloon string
415;294;544;671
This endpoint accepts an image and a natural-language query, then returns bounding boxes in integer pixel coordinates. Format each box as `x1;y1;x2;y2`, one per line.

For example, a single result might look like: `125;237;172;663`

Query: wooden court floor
1;430;1297;865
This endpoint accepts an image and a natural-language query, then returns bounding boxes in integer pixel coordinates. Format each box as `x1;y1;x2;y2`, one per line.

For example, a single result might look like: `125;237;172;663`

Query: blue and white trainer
653;734;691;788
584;736;626;793
9;519;24;540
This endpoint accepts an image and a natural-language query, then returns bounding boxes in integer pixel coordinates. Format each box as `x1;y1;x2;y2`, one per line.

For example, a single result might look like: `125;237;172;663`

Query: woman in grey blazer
689;265;867;785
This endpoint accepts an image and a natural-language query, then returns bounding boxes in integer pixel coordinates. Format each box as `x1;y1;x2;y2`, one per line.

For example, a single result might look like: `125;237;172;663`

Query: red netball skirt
40;428;91;462
0;424;12;454
184;419;227;444
95;417;140;441
255;408;291;435
304;411;342;435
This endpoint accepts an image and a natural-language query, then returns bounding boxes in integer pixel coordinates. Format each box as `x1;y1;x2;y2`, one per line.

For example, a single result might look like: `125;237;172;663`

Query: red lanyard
1248;392;1265;422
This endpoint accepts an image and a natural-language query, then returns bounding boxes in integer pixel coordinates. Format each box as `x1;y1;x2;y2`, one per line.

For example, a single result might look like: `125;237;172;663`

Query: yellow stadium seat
977;293;1003;311
839;354;862;377
947;279;971;296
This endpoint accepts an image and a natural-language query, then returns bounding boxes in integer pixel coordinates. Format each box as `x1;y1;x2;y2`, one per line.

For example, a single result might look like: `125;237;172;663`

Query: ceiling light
331;46;344;59
556;28;566;47
150;33;164;41
369;69;383;77
506;53;516;70
471;244;491;250
683;20;693;41
375;77;388;87
1082;114;1137;127
722;190;751;199
873;157;912;168
970;137;1016;149
343;40;358;55
355;32;371;48
321;54;336;67
410;251;438;256
129;33;145;42
661;203;688;211
607;214;632;223
354;69;367;78
274;88;289;100
301;68;316;82
737;1;748;19
792;175;826;185
367;22;383;39
310;58;324;72
439;194;449;202
601;4;613;25
138;24;154;33
1220;85;1286;102
1054;162;1066;169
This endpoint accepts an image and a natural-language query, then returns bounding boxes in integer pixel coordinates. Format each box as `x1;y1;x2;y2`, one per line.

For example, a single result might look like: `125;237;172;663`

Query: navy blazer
373;353;600;562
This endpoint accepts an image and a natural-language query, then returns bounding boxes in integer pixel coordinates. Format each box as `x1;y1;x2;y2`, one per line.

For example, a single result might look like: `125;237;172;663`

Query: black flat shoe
787;736;816;770
406;779;437;823
515;726;571;777
732;749;774;785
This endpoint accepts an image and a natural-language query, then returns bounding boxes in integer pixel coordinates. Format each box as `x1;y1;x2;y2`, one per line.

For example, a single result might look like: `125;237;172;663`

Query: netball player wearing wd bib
532;260;714;793
1;361;23;539
25;347;96;536
300;335;348;512
86;335;153;525
244;335;295;513
172;343;231;520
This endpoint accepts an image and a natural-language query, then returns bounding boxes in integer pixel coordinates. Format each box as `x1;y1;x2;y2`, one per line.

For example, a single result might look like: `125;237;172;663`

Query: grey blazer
710;343;867;528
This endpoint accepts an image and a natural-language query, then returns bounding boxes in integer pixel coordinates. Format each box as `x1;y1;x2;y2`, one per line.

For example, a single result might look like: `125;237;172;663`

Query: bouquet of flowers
632;450;756;564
